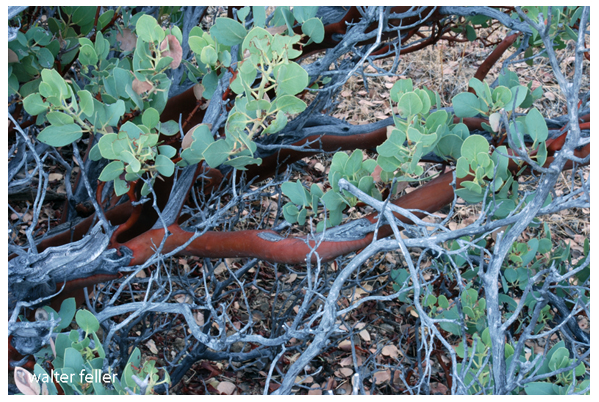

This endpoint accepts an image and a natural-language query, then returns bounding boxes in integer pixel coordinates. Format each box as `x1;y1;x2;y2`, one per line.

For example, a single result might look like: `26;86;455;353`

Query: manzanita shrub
281;74;545;229
16;7;324;197
8;6;589;395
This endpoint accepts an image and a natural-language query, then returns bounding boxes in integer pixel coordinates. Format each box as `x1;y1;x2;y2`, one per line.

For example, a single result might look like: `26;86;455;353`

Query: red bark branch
124;171;461;265
469;32;519;93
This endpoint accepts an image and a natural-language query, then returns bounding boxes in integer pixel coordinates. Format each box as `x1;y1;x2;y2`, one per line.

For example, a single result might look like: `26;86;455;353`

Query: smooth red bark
124;171;461;265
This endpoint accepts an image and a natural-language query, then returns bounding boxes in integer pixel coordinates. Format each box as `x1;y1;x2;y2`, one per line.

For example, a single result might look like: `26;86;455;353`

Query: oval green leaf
99;160;125;181
301;18;324;43
274;62;309;96
37;124;82;147
23;93;49;116
141;107;160;129
75;309;99;334
210;17;247;46
155;154;175;177
452;92;483;118
397;92;423;117
460;134;489;163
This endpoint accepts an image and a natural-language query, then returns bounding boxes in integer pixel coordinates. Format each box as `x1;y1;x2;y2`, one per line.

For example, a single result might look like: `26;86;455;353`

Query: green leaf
455;188;484;203
376;128;405;157
155;154;175;177
189;35;208;55
46;111;74;127
42;298;75;333
274;62;309;96
246;99;271;112
147;74;171;113
438;295;449;309
98;133;118;159
476;151;490;168
548;347;570;371
142;107;160;129
330;151;349;172
120;150;141;173
282;180;309;206
344;149;363;177
200;46;218;66
264;110;287;134
490;197;515;218
439;308;461;335
140;178;155;196
505;85;528;111
37;124;82;147
436;134;463;160
77;90;94;117
113;177;129;196
63;348;85;373
18;79;40;99
465;24;477;41
99;161;125;181
33;27;52;46
396;92;423;117
252;6;266;27
101;99;124;127
75;309;100;334
201;70;218;100
301;18;324;43
185;124;214;158
377;155;401;173
36;47;55;68
120;121;143;140
468;77;492;104
297;207;307;225
112;67;133;100
33;364;57;395
274;95;307;114
508;120;526;149
210;17;247;46
136;14;164;43
122;348;142;390
283;202;299;223
292;6;319;23
237;6;250;23
390;79;413;102
460;134;489;163
97;9;114;30
504;268;518;283
525;108;548;145
270;33;302;59
452;92;484;118
158;120;180;136
78;44;98;65
492;86;512;108
218;50;231;67
362;158;376;174
72;6;96;32
41;68;70;100
358;175;374;194
321;190;345;210
158;145;177;158
203;139;232;168
22;93;49;116
231;61;257;95
525;382;557;395
271;6;291;30
416;89;431;115
498;69;520;88
222;155;261;170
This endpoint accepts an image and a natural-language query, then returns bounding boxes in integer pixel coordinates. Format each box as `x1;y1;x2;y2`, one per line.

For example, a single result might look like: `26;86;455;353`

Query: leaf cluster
15;298;169;395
